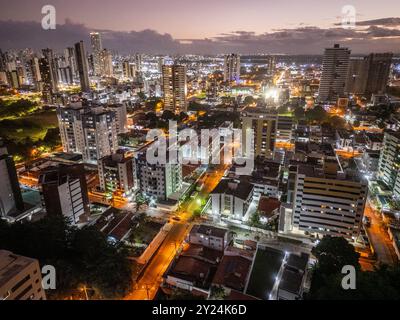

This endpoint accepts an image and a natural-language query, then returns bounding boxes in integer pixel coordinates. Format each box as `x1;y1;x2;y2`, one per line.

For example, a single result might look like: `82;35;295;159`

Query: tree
168;289;205;300
0;215;133;299
327;115;346;129
210;286;227;300
305;105;327;123
294;106;305;120
243;96;256;105
249;211;261;228
308;235;362;299
312;236;360;274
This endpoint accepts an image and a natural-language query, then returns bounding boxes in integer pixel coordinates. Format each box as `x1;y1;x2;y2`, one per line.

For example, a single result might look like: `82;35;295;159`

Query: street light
79;285;90;300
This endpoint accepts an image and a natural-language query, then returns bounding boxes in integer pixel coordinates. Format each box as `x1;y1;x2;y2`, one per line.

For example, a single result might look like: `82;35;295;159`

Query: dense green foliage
308;236;400;300
0;216;133;299
0;98;39;119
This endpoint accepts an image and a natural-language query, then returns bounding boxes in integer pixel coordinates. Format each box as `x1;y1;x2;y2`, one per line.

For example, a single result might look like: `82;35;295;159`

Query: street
364;203;397;266
125;163;228;300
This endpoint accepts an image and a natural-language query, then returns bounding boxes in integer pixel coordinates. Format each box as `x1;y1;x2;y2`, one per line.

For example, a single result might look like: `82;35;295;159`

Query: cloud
334;17;400;27
356;17;400;26
0;19;399;55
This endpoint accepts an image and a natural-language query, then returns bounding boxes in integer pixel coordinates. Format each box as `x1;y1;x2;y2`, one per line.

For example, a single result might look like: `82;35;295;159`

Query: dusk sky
0;0;399;54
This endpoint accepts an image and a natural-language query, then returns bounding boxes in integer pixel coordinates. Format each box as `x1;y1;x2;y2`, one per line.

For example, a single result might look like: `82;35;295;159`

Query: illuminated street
125;163;228;300
364;203;397;265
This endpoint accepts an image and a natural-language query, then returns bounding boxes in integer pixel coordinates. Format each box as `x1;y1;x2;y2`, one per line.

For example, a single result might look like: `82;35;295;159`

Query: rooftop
211;179;254;201
167;256;216;289
212;255;253;292
258;197;281;219
190;224;228;239
0;250;36;289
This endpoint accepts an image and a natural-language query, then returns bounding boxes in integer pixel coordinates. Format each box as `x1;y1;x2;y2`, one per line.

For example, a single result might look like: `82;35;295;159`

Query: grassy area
0;110;58;142
246;247;284;300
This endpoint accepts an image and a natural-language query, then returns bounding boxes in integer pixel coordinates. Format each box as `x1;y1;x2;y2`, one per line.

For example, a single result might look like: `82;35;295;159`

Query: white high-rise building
224;54;240;83
57;103;118;164
98;150;135;195
135;145;182;201
292;163;367;240
90;32;103;76
378;130;400;197
318;44;350;103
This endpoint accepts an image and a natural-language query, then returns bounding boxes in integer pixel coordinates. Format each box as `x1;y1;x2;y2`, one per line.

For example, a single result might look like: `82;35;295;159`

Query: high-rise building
378;131;400;197
74;41;90;92
0;250;47;300
57;104;118;164
162;64;187;114
365;53;393;95
292;163;367;240
0;139;24;218
90;32;103;76
345;53;393;96
100;49;113;77
345;57;369;94
318;44;351;103
107;103;127;134
224;54;241;82
98;149;135;195
65;47;77;79
122;61;136;79
39;48;58;103
135;53;142;72
241;107;278;158
135;146;182;201
29;57;42;91
38;164;90;224
0;49;5;72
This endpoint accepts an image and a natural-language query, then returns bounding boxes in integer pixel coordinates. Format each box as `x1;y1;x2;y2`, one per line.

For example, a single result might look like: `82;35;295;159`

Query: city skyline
0;0;400;54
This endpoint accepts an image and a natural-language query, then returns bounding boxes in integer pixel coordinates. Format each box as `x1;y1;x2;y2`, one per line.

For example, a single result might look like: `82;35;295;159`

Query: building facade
57;104;119;164
292;165;367;240
135;149;182;201
241;107;278;158
0;140;24;217
0;250;46;300
318;44;351;103
162;64;187;114
38;164;90;225
378;131;400;197
224;54;241;83
210;179;254;221
98;150;135;196
74;41;90;92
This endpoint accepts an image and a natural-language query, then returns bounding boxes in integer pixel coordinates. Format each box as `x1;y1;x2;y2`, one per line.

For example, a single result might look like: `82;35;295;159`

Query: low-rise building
277;252;310;300
210;179;254;221
188;224;231;252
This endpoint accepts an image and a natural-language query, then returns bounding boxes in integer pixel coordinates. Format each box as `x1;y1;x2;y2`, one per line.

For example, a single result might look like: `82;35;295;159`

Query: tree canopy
308;235;400;300
0;215;133;299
